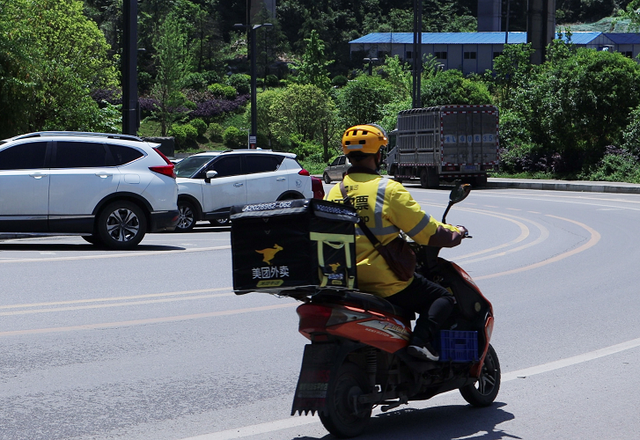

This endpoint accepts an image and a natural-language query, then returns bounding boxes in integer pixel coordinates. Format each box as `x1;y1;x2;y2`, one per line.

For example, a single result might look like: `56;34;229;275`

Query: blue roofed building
349;32;640;75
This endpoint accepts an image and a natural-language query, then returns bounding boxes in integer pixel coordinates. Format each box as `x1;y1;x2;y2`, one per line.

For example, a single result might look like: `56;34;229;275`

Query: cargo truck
385;105;499;188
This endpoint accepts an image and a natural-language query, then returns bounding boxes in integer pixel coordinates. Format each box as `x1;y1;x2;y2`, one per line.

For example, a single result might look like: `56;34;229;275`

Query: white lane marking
0;287;232;310
183;337;640;440
0;245;231;264
502;336;640;381
180;417;317;440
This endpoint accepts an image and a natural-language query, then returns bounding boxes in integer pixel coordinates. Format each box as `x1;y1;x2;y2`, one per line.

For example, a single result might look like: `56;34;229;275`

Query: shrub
223;126;247;149
208;83;237;100
183;124;198;140
265;74;280;87
190;95;249;120
168;125;187;148
332;75;348;87
226;73;251;95
181;71;221;90
208;122;224;142
190;118;208;136
581;145;640;183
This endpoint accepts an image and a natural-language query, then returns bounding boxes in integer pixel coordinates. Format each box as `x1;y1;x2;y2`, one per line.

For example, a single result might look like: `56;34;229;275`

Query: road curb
487;178;640;194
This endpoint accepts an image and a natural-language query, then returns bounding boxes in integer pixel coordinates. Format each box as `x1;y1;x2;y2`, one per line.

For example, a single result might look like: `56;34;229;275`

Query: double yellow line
0;212;600;338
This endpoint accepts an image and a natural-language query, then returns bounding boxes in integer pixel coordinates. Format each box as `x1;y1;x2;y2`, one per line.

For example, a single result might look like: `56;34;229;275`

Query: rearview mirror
442;182;471;223
449;183;471;204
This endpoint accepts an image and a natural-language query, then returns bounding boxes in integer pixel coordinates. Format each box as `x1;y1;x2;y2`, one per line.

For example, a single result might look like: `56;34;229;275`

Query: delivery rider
325;124;467;361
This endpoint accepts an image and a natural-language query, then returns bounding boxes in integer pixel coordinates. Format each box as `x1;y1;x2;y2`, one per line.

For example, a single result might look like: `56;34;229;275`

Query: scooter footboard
291;342;361;416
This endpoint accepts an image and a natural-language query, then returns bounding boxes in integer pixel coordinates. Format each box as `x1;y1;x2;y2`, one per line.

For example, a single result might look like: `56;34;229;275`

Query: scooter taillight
297;303;333;337
297;303;370;338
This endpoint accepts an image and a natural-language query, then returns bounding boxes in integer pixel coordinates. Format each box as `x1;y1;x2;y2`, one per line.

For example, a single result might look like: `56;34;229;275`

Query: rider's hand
456;225;468;237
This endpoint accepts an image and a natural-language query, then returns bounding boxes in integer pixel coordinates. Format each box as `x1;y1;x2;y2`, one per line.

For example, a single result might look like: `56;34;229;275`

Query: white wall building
349;32;640;75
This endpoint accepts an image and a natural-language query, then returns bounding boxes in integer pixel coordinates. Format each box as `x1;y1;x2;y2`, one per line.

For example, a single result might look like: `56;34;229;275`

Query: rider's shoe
407;339;440;361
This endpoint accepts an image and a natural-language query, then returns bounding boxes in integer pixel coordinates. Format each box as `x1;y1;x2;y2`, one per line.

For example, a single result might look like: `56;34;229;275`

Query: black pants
386;273;454;343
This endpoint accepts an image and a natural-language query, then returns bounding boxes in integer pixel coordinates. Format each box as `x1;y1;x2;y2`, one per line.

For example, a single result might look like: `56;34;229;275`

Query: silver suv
0;131;179;249
174;150;313;231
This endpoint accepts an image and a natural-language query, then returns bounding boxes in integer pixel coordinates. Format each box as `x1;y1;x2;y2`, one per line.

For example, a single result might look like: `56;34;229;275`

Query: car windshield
175;155;217;178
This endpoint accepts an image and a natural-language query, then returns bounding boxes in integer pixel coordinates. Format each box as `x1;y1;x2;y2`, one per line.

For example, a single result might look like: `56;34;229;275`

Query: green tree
0;0;37;136
0;0;117;136
295;30;333;91
337;75;395;128
255;89;284;147
421;70;493;107
381;56;412;100
151;13;193;136
489;43;535;108
514;48;640;174
269;84;338;160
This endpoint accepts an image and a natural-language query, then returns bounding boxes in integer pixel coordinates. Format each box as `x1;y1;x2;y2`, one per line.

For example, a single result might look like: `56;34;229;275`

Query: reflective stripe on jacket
325;172;461;297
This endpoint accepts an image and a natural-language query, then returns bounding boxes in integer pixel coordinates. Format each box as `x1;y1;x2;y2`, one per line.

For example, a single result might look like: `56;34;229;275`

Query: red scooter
234;184;500;438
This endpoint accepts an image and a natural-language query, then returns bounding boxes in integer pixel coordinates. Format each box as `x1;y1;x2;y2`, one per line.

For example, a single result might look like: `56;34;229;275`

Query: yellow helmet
341;124;388;156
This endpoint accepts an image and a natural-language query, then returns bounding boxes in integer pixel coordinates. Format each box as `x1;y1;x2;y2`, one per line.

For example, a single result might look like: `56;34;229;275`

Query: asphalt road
1;183;640;440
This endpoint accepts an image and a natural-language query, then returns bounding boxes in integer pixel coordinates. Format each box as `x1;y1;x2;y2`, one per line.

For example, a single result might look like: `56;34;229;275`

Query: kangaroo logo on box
255;244;283;265
327;261;346;285
252;244;290;286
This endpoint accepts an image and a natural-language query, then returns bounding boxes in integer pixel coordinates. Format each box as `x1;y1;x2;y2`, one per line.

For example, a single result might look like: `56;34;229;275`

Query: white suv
0;131;179;249
174;150;313;231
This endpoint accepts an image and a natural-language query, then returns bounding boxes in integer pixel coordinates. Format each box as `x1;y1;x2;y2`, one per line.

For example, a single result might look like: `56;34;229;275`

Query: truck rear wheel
420;169;438;189
473;175;488;188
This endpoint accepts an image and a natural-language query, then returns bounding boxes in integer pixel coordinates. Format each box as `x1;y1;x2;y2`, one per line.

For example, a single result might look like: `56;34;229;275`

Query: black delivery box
230;199;359;294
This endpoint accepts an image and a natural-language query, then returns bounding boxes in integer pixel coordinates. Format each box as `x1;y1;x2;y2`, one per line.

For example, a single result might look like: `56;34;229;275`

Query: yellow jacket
325;170;462;297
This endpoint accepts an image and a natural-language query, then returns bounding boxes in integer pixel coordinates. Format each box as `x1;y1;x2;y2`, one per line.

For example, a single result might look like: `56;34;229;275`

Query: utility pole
122;0;138;135
528;0;555;64
235;23;272;148
412;0;423;108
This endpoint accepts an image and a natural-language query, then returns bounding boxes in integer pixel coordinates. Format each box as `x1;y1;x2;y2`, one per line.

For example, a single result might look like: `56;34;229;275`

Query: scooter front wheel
460;343;501;406
319;362;372;438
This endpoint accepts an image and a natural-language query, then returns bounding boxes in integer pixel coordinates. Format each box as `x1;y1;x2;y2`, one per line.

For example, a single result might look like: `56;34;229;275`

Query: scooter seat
314;289;416;322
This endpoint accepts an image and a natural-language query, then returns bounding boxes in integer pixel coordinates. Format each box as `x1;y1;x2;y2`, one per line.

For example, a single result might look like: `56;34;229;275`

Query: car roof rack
9;131;144;142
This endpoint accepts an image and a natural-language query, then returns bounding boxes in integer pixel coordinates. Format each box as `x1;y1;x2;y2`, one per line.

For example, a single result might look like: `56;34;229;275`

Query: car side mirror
205;170;218;183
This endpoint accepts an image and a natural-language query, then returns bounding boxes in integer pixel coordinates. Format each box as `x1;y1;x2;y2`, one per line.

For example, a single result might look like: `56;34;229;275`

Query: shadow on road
293;401;516;440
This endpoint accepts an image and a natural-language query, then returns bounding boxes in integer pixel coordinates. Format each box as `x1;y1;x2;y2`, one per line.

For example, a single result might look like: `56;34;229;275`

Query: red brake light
298;169;310;176
311;177;325;199
151;148;176;178
149;165;176;178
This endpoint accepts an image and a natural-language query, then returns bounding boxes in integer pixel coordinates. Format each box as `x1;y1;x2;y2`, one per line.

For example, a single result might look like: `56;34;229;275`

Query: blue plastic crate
438;330;479;362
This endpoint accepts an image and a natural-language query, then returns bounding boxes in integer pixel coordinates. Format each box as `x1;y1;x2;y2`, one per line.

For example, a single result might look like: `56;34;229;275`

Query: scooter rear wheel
319;362;372;438
460;343;501;406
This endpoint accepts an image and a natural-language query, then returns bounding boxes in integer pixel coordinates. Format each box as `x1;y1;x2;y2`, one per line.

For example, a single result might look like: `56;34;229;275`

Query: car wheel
176;200;197;232
97;201;147;250
323;173;331;184
278;192;304;201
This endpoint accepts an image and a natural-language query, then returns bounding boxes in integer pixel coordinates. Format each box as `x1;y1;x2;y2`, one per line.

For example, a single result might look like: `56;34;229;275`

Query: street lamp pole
235;23;272;149
363;57;378;75
249;25;258;148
